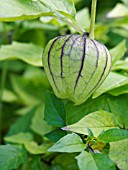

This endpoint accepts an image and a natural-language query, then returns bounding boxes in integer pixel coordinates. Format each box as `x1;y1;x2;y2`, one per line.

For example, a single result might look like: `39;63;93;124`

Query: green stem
89;0;97;39
0;61;8;144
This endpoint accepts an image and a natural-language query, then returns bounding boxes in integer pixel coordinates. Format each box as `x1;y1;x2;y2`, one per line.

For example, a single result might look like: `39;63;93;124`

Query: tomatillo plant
43;0;111;105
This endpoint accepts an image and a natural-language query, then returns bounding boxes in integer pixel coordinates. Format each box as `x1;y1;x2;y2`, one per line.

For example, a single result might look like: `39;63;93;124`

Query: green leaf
98;129;128;143
76;151;116;170
109;139;128;170
30;104;52;136
24;141;52;154
65;94;110;125
39;0;76;19
108;85;128;96
106;3;128;18
0;0;52;22
107;95;128;129
48;133;86;153
62;110;118;137
109;40;127;64
93;72;128;99
44;91;66;127
4;132;34;144
112;59;128;71
0;144;27;170
0;42;43;67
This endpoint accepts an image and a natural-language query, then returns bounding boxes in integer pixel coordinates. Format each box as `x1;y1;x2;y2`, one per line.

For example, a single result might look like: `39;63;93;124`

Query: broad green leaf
62;110;118;137
112;59;128;71
109;139;128;170
108;85;128;96
65;94;110;125
109;40;127;64
0;0;52;21
4;132;34;144
76;151;116;170
48;133;86;153
0;144;27;170
106;3;128;18
39;0;76;19
24;141;52;154
0;42;43;67
107;95;128;129
44;91;66;127
93;72;128;99
30;104;52;136
98;129;128;143
53;153;79;170
45;129;67;142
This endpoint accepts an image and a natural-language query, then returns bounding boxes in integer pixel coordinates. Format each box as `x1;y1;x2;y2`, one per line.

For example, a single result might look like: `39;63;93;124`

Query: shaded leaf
109;139;128;170
93;72;128;99
62;110;118;137
0;144;27;170
0;42;43;67
48;133;86;153
76;151;116;170
44;91;66;127
65;94;110;125
107;94;128;129
98;129;128;143
45;129;67;142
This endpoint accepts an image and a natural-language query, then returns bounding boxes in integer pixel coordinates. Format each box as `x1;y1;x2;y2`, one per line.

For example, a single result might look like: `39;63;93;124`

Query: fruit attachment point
82;32;89;38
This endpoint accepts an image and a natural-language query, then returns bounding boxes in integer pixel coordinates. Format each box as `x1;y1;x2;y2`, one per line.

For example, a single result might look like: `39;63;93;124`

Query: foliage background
0;0;128;170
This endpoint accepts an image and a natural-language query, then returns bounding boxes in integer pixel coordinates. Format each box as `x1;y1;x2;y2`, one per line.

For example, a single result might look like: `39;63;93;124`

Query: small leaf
24;141;52;154
112;59;128;71
4;132;34;144
93;72;128;99
0;0;52;21
98;129;128;143
76;151;116;170
106;3;128;18
44;91;66;127
0;144;27;170
48;133;86;153
62;110;118;137
30;105;52;136
109;139;128;170
109;40;127;64
0;42;43;67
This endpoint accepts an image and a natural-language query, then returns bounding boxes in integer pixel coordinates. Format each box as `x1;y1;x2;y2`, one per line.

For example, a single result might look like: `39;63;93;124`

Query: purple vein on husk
60;34;75;78
74;37;86;93
48;36;61;91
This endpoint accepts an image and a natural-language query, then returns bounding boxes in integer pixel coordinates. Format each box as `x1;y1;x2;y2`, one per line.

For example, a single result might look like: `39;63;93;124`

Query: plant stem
89;0;97;39
0;61;8;144
39;0;84;35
